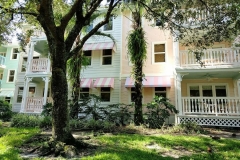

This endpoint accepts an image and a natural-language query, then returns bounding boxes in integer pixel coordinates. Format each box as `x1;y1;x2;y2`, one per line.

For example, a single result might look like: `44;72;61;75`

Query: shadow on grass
89;133;240;160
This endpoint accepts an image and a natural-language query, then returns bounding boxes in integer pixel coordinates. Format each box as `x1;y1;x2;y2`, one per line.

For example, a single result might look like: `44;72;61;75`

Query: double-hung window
83;50;92;66
153;43;165;63
155;87;167;98
101;87;111;102
11;48;19;59
8;70;15;82
4;97;11;103
103;17;113;31
131;88;136;102
102;49;112;65
21;57;28;72
17;87;24;103
80;88;90;100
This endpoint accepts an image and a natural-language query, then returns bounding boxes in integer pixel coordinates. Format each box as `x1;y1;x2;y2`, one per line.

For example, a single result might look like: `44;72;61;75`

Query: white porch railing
25;97;53;113
180;48;240;67
182;97;240;116
30;58;50;72
0;55;6;67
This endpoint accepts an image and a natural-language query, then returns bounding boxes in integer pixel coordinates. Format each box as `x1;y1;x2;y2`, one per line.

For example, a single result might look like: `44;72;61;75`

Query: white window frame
103;17;113;32
102;49;112;65
154;87;167;98
16;87;24;103
152;42;167;64
21;57;28;72
100;87;111;102
80;88;90;100
7;70;15;83
11;48;19;60
4;97;11;103
187;83;229;97
130;87;136;102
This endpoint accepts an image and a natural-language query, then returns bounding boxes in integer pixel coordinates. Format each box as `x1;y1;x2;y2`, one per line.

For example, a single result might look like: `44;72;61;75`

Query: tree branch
67;0;120;59
59;0;82;31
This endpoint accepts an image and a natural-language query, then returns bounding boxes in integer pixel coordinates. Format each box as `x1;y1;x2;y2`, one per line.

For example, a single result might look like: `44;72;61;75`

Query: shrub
105;103;133;126
40;116;52;129
11;114;43;127
178;122;204;134
41;103;52;117
69;119;85;129
0;100;12;121
145;96;178;129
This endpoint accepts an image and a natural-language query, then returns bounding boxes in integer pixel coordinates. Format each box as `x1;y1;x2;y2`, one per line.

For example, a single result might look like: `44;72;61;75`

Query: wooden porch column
173;36;180;67
176;74;183;115
42;77;50;105
20;77;32;112
26;40;36;73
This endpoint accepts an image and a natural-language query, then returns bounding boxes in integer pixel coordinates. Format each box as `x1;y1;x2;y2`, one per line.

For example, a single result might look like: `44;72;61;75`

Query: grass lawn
0;123;40;160
0;122;240;160
81;133;240;160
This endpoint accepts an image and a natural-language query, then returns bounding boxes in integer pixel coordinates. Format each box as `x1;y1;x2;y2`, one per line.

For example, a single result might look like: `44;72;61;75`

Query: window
83;50;92;65
12;48;19;59
101;87;110;102
155;87;167;98
103;17;113;31
4;97;11;103
80;88;89;100
155;19;162;26
153;43;165;63
0;73;3;80
131;88;136;102
86;23;93;32
17;87;24;103
0;52;6;57
188;84;227;97
28;87;35;97
102;49;112;65
21;57;27;72
8;70;15;82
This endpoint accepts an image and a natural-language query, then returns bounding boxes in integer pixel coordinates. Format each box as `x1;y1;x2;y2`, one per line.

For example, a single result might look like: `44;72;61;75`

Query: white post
42;77;50;105
20;77;32;112
237;80;240;97
47;53;51;72
176;74;183;115
173;37;180;67
26;40;36;73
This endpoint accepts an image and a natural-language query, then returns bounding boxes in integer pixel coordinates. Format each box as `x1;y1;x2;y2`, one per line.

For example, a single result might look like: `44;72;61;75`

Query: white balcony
28;58;51;73
180;48;240;67
24;97;53;113
181;97;240;116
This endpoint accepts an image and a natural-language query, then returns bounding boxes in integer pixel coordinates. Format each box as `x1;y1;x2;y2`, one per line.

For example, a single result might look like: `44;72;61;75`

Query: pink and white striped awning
83;42;116;51
125;76;171;87
93;78;114;88
80;78;92;88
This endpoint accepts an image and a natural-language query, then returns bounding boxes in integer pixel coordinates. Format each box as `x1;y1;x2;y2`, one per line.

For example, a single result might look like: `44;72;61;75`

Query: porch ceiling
177;68;240;79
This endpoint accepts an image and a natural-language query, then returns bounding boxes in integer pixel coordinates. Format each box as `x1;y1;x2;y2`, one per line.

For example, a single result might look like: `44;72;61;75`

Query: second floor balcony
26;58;51;73
179;47;240;67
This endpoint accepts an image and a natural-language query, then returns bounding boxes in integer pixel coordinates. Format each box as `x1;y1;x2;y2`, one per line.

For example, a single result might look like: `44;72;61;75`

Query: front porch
22;97;53;113
177;97;240;127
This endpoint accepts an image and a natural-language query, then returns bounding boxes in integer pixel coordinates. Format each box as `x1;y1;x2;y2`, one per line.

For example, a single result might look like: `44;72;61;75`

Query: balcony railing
25;97;53;113
30;58;50;72
0;55;6;67
180;48;240;67
181;97;240;116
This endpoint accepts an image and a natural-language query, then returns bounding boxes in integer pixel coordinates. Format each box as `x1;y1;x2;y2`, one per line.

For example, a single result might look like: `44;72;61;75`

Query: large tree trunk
51;41;75;143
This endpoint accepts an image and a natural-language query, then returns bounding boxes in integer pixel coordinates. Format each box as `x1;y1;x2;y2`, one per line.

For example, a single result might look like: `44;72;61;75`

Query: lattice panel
179;117;240;127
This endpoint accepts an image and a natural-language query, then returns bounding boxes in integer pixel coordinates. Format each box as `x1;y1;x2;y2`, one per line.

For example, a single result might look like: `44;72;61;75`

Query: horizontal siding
82;15;122;79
